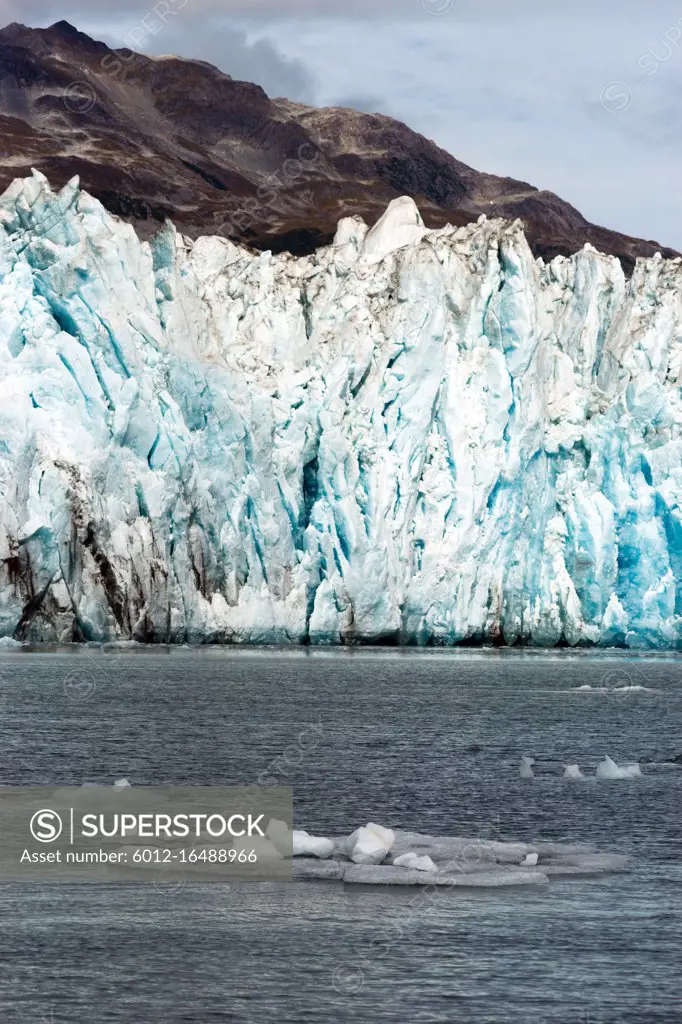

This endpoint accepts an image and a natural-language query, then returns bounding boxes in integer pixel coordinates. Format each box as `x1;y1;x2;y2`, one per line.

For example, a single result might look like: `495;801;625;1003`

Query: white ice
393;852;438;872
596;756;642;779
289;826;629;886
520;757;535;778
564;764;585;779
345;823;396;865
292;830;335;859
2;172;682;646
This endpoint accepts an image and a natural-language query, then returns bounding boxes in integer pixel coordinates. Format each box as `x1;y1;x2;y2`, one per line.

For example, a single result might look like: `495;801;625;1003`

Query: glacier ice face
1;170;682;647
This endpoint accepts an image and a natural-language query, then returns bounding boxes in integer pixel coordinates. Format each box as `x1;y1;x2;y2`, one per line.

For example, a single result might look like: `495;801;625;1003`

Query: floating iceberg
345;823;395;865
563;764;585;779
289;826;628;886
292;830;335;859
393;852;438;873
596;756;642;779
520;756;535;779
1;172;682;646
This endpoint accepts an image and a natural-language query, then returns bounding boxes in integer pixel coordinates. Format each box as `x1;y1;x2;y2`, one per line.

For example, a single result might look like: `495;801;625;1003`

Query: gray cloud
5;0;641;23
144;22;316;101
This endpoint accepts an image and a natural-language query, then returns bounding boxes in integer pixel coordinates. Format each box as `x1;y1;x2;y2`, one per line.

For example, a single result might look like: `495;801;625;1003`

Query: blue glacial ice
1;171;682;647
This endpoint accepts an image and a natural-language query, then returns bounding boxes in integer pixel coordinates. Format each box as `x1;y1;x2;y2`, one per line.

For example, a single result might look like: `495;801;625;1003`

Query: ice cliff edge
1;170;682;647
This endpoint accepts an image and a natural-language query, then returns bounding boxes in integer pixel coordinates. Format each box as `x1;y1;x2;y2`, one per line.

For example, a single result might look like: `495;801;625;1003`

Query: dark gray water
0;648;680;1023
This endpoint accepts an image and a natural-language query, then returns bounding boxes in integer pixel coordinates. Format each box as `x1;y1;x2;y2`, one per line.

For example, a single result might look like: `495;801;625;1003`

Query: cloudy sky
5;0;682;248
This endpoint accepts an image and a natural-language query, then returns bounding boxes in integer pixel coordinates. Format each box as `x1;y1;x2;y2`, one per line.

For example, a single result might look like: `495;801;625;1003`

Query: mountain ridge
0;19;678;272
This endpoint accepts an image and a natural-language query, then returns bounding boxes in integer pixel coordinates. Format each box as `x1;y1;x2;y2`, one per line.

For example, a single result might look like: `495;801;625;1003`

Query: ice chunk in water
113;778;131;788
564;764;585;779
289;826;629;885
520;756;535;778
292;830;335;859
231;836;282;861
393;852;437;873
345;823;395;865
264;818;296;856
596;756;642;779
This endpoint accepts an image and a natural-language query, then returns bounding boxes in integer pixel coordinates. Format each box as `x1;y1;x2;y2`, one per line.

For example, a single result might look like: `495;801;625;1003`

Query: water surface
0;649;679;1023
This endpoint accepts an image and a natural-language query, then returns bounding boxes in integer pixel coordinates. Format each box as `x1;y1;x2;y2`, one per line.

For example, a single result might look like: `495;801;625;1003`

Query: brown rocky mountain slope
0;19;677;271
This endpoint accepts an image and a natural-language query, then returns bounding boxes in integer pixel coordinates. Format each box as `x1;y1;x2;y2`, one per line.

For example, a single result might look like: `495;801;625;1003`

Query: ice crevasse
1;171;682;647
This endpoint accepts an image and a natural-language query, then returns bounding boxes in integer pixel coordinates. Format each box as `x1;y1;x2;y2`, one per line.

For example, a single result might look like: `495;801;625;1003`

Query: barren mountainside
0;19;678;272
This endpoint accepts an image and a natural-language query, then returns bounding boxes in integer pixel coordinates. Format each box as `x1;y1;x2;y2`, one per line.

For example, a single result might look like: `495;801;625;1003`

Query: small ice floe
292;830;335;859
393;852;437;873
573;684;593;691
266;819;291;855
0;636;21;648
520;756;535;779
113;778;131;788
290;826;629;886
231;836;282;862
564;764;585;779
344;823;395;865
596;756;641;780
265;820;334;858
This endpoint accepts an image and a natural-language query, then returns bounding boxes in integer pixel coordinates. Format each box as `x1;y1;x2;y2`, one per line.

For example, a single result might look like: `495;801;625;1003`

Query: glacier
1;170;682;647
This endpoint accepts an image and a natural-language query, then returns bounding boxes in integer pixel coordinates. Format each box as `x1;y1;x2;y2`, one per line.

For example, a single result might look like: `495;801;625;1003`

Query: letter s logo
30;809;63;843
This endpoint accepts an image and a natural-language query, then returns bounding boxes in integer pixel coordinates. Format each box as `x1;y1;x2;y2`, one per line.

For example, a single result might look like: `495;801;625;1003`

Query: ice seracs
2;170;682;647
